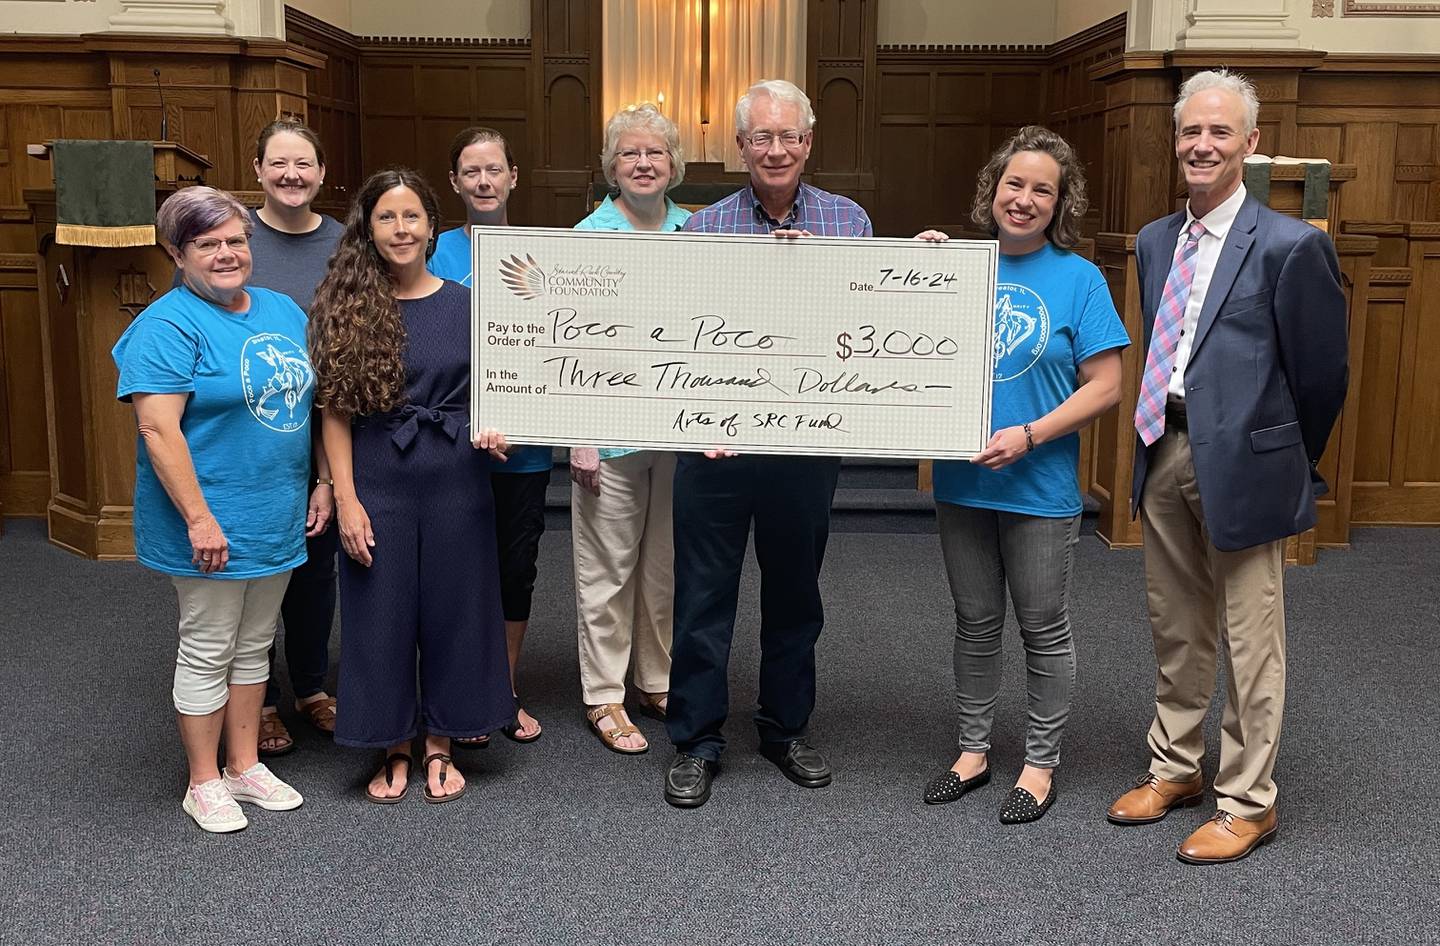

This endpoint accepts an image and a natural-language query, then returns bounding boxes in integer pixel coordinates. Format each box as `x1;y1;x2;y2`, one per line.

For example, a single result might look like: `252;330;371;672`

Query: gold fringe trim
55;224;155;248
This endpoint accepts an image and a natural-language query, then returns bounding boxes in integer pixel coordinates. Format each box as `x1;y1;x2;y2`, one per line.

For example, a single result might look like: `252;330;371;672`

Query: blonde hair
599;103;686;190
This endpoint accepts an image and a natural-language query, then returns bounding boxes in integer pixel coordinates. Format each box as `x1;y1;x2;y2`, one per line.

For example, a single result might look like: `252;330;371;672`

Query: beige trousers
1139;429;1286;818
572;450;675;705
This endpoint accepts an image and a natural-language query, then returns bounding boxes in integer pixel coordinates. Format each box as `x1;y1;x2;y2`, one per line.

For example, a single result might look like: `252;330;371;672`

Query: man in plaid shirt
664;79;873;809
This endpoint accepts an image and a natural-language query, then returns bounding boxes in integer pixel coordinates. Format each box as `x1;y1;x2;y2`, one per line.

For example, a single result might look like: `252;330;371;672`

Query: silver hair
157;186;252;250
599;103;686;191
734;79;816;136
1174;69;1260;136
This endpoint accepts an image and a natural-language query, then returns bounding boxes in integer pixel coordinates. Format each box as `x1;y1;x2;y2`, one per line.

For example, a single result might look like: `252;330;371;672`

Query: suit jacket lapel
1188;196;1258;358
1144;212;1186;343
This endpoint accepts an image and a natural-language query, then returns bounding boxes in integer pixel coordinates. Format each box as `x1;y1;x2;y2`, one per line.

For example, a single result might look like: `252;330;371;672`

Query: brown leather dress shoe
1177;808;1277;864
1107;772;1204;824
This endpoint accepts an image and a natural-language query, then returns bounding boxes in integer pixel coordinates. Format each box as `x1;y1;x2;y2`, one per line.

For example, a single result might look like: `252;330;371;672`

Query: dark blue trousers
334;422;515;749
264;520;337;707
666;453;841;762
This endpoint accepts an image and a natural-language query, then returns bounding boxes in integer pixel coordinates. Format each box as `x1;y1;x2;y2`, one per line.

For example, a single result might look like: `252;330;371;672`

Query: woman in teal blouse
570;103;690;754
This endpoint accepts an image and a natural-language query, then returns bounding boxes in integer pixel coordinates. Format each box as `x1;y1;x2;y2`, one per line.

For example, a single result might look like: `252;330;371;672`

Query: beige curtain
601;0;806;172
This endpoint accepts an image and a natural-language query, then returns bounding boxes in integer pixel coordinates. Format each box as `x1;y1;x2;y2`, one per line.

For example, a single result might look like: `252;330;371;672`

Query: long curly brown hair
310;167;443;416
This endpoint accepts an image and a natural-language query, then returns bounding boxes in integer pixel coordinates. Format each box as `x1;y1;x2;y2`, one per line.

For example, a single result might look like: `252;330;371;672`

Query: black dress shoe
922;766;991;805
665;753;718;808
758;740;832;789
999;781;1057;824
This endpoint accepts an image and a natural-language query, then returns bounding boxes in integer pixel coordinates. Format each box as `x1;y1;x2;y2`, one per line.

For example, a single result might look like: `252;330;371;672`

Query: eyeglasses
744;130;809;151
186;234;249;256
617;148;670;165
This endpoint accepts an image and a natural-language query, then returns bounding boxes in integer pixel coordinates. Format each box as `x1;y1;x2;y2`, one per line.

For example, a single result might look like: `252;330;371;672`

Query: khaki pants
1139;429;1285;818
571;451;675;705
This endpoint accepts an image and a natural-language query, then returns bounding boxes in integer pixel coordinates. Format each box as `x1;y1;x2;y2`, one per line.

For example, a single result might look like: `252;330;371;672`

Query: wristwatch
315;477;334;486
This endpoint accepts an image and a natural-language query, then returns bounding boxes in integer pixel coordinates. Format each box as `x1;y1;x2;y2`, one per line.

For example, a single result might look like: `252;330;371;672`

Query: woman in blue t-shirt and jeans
917;126;1129;823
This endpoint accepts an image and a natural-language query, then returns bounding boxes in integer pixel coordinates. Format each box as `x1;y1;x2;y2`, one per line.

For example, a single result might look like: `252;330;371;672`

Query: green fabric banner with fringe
53;139;156;248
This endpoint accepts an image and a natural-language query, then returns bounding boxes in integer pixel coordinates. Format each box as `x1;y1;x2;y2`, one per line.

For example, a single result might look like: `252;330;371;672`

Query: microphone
154;69;168;141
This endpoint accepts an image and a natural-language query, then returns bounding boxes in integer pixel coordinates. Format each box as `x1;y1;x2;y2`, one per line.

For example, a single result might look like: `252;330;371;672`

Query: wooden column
806;0;878;211
528;0;603;227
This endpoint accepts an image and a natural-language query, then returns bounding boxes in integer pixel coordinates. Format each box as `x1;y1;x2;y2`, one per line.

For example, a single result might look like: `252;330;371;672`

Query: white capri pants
171;572;292;715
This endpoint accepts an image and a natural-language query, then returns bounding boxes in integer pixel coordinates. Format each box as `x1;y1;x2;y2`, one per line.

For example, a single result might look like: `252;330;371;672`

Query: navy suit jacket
1131;196;1349;552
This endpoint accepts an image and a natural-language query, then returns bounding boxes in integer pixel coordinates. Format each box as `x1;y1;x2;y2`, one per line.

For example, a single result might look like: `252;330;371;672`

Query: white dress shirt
1169;183;1248;400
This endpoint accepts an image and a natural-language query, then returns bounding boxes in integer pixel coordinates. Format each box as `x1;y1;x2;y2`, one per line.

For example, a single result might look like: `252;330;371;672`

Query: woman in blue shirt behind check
569;103;690;755
917;126;1129;823
429;127;551;744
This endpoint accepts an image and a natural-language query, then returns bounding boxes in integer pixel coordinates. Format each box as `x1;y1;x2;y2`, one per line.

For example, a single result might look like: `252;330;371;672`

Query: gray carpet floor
2;517;1437;946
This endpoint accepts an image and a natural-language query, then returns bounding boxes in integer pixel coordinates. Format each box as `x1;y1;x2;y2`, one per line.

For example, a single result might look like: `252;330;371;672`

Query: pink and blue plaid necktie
1134;220;1206;446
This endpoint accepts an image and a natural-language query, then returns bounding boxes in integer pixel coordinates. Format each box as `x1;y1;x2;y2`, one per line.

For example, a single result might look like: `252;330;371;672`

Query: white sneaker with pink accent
182;778;248;833
222;763;304;811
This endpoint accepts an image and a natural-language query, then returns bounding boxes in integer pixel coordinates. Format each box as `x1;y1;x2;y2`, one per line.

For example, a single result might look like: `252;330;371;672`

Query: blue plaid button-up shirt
682;182;873;237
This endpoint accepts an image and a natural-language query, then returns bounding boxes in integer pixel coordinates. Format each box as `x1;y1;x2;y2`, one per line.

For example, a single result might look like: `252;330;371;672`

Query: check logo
500;254;547;300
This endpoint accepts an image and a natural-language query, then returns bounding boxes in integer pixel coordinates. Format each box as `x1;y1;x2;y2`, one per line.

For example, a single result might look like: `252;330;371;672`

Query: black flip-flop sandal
365;753;411;805
422;752;466;804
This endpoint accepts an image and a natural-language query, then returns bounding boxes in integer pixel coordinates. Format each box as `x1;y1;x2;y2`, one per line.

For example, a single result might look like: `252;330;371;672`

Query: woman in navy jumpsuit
312;167;513;803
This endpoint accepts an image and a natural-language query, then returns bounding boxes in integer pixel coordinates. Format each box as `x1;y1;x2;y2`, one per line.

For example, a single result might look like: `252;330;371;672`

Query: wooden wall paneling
0;34;329;540
528;0;600;228
0;252;49;522
1327;222;1440;527
1092;59;1176;233
1393;123;1438;220
806;0;878;211
358;44;531;226
1341;122;1399;225
286;9;364;202
1345;224;1409;499
873;53;1049;237
1045;18;1123;235
0;60;116;519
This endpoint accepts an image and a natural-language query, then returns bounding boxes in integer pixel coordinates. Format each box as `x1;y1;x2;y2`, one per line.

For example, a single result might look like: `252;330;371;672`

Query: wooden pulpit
24;141;211;559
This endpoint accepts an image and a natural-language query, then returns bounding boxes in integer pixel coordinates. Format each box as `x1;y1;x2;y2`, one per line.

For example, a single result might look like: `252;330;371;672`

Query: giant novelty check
470;227;997;459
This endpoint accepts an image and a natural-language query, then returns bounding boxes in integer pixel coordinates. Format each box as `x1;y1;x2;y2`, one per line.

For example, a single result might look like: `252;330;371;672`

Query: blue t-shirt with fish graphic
114;285;313;578
933;243;1129;517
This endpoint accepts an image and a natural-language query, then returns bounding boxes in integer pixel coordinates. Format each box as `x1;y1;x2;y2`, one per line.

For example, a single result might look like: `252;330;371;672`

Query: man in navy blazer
1106;70;1348;864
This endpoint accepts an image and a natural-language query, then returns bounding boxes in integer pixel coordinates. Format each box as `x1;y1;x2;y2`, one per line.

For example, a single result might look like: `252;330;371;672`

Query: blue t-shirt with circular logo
429;226;553;474
933;243;1129;517
113;285;314;578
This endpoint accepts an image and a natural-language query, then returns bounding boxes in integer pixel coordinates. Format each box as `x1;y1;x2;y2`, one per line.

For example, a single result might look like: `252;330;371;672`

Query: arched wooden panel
817;75;862;172
546;73;590;168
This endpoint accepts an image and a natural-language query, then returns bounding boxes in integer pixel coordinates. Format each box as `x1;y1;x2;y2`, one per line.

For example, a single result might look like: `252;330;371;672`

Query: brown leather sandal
632;690;668;722
422;752;466;804
296;695;337;734
586;703;649;755
258;710;295;757
365;752;411;805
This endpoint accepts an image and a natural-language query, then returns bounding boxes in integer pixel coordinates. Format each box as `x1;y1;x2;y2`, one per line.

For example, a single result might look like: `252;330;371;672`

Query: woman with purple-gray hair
112;185;314;833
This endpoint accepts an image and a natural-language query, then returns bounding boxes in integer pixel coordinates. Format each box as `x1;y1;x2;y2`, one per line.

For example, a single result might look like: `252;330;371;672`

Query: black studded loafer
922;766;991;805
999;781;1058;824
664;753;718;809
758;739;833;789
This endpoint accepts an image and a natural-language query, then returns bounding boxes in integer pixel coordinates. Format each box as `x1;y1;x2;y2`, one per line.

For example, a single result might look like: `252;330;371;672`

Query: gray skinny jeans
936;501;1080;768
